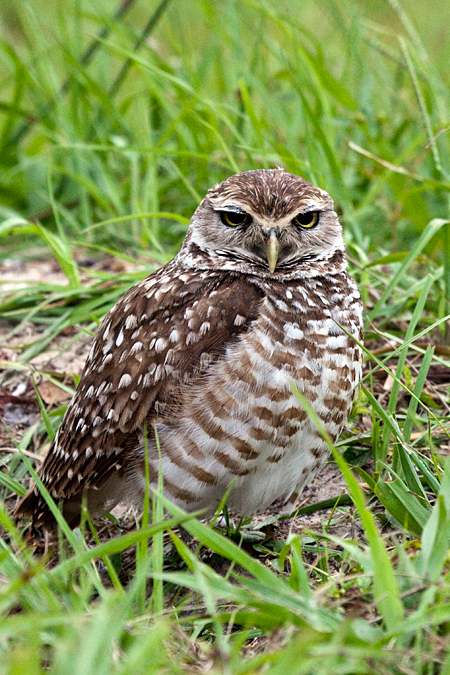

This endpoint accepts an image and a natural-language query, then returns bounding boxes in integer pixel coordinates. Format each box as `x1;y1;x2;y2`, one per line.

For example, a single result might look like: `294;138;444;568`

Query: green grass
1;0;450;672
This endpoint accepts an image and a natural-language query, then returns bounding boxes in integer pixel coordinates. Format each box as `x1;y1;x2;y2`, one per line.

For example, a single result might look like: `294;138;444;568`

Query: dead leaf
382;374;394;391
36;380;72;407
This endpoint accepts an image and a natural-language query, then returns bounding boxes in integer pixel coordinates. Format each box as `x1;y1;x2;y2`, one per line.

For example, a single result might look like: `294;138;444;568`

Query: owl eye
219;211;252;227
292;211;319;228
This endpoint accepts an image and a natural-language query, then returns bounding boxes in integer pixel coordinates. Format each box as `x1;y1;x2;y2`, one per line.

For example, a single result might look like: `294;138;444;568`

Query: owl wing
16;262;264;517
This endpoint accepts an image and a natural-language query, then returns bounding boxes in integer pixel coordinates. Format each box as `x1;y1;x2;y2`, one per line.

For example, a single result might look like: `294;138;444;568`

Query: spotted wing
16;261;264;517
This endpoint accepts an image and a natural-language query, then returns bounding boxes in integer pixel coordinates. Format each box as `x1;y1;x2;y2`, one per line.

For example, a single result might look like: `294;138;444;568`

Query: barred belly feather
131;273;362;517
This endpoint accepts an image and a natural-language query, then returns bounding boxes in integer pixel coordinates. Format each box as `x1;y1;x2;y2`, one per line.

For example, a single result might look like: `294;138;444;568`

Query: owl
16;169;363;528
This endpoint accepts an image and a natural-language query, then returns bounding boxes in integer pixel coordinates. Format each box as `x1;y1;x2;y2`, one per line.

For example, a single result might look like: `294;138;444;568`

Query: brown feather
16;270;264;524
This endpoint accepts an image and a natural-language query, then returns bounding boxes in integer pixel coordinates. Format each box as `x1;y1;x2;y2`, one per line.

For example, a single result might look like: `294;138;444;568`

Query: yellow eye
292;211;319;229
219;211;252;227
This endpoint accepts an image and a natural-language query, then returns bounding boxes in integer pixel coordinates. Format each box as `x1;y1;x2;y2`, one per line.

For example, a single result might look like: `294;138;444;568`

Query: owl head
179;169;345;277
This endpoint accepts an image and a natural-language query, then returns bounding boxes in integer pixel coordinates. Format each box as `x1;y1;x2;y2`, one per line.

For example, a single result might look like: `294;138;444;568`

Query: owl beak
267;230;280;273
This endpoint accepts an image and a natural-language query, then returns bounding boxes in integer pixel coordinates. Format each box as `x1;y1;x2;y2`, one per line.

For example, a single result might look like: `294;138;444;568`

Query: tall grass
1;0;450;672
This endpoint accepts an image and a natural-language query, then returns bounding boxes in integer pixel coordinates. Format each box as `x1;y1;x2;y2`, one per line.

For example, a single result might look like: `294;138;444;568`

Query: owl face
182;169;345;276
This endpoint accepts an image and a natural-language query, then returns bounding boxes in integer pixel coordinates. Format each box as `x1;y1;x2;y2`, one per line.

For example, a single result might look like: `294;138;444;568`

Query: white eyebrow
211;204;248;214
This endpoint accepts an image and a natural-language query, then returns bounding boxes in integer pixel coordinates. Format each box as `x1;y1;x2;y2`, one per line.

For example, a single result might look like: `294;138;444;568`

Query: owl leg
281;488;304;515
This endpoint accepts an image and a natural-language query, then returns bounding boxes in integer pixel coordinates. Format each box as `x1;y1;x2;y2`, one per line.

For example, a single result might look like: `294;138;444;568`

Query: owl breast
131;272;363;517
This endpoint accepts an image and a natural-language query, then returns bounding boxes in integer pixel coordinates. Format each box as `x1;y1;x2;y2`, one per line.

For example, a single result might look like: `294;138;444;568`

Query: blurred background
0;0;449;263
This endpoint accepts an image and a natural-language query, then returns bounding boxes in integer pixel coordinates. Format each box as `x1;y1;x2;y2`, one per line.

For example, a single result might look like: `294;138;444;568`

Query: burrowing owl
16;169;363;528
